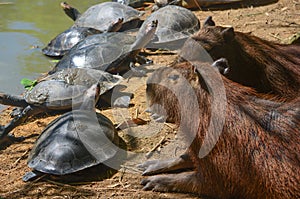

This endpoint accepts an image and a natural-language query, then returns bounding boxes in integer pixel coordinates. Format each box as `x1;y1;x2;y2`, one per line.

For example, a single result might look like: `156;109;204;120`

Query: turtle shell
74;2;143;32
27;110;119;175
25;68;123;109
42;27;101;57
49;32;137;75
70;32;136;51
138;5;200;50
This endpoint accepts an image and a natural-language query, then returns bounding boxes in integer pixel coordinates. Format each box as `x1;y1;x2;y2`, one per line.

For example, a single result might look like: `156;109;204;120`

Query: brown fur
143;61;300;198
183;22;300;100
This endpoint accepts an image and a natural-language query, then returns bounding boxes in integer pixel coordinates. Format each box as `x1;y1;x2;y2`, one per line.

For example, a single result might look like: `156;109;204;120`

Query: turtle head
60;2;81;21
79;83;101;110
132;20;158;50
107;18;124;32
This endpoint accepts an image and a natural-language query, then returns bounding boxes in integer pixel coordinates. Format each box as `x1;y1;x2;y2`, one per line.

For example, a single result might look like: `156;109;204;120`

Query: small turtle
22;84;121;181
0;68;123;142
49;20;158;75
70;2;143;32
137;5;200;50
152;0;242;10
42;1;143;57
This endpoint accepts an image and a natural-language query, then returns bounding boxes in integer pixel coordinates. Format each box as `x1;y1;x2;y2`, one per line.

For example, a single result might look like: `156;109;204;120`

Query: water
0;0;104;111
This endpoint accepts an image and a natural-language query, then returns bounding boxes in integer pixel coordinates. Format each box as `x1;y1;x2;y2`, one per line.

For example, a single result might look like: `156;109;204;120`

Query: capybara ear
222;27;235;42
203;16;215;27
212;58;230;75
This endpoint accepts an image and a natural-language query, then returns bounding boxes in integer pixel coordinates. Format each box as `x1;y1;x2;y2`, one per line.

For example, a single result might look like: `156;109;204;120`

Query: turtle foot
10;107;23;118
128;63;147;77
0;126;25;149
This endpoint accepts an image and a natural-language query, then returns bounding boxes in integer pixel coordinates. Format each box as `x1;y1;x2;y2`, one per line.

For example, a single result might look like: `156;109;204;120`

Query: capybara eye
168;74;180;81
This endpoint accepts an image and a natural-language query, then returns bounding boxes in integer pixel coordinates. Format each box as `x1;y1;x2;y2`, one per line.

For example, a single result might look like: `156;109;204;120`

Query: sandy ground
0;0;299;198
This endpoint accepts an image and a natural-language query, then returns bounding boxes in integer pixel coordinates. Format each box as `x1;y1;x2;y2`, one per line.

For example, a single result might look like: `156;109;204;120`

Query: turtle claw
145;58;153;65
23;170;44;182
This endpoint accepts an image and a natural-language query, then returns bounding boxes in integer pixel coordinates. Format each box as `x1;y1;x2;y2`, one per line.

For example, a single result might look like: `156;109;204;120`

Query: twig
145;135;166;158
11;149;29;168
92;187;139;192
45;179;85;187
134;108;139;119
120;165;142;173
269;33;282;41
118;167;126;187
244;12;263;17
164;122;175;130
243;20;265;26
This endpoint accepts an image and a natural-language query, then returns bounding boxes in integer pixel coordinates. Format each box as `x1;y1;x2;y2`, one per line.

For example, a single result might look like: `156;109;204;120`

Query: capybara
181;16;300;100
139;59;300;198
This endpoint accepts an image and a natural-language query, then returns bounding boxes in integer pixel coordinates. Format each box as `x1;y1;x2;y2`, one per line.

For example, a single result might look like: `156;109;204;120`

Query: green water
0;0;104;110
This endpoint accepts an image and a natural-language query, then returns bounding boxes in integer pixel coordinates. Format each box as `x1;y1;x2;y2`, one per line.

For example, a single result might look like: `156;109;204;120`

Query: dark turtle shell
48;32;137;75
26;110;119;175
25;68;123;109
48;21;158;74
70;32;136;51
74;2;143;32
42;27;101;57
49;20;157;75
138;5;200;50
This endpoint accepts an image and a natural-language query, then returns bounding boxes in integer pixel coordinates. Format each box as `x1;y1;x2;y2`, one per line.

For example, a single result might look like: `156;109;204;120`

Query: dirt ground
0;0;299;198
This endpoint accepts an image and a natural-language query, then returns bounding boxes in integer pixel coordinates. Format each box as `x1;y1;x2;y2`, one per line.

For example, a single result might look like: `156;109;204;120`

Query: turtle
137;5;200;50
0;68;123;142
42;19;123;57
22;84;122;181
136;5;200;50
48;20;158;75
152;0;243;10
69;2;143;32
42;1;143;57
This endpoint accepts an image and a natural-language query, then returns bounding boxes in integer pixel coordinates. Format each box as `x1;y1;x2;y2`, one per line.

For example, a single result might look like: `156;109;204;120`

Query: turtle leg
129;62;147;76
167;0;183;6
137;153;194;176
136;54;153;65
97;86;134;109
0;105;43;141
10;107;24;118
0;93;28;107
